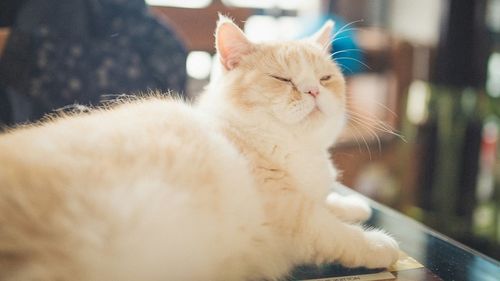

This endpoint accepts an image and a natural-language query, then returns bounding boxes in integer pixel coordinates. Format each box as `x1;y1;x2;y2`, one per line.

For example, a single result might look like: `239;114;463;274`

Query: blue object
301;15;365;76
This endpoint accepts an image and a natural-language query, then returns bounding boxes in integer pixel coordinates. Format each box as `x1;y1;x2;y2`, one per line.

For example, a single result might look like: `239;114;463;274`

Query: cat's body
0;17;399;281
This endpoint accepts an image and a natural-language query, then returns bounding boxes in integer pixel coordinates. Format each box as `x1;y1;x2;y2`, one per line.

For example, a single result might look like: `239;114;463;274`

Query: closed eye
320;75;332;81
269;75;292;83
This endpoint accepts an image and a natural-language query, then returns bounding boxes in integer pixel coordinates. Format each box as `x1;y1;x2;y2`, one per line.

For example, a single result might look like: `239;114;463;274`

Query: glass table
289;185;500;281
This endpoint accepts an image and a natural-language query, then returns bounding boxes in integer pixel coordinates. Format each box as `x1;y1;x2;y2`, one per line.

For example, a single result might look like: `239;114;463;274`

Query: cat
0;16;399;281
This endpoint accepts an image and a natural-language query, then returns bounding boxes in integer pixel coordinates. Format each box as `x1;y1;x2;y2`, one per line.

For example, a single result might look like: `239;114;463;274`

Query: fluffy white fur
0;16;399;281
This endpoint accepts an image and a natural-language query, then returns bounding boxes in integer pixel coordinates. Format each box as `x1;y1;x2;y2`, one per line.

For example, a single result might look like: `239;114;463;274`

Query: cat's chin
296;101;325;122
290;104;326;123
305;106;324;121
271;99;336;127
309;100;338;120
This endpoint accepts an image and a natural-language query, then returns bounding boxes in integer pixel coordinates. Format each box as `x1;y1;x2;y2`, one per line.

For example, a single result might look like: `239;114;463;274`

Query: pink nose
304;87;319;98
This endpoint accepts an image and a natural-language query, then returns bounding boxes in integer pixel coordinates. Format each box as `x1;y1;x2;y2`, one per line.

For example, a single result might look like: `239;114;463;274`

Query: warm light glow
278;16;302;39
186;51;212;80
406;80;430;125
222;0;274;9
487;52;500;98
276;0;303;10
222;0;304;9
244;16;301;42
244;16;276;42
145;0;211;8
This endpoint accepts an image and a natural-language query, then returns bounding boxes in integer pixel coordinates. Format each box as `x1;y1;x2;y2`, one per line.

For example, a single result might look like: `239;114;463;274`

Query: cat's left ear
309;20;335;53
215;15;254;71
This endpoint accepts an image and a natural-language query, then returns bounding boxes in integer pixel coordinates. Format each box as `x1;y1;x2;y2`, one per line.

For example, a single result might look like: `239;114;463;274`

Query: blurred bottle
410;0;498;257
473;118;499;242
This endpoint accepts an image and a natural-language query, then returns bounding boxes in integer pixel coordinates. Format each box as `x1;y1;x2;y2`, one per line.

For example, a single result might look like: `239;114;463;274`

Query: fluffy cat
0;16;399;281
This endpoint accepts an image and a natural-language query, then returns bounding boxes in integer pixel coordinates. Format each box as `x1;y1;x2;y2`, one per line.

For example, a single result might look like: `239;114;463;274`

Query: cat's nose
304;86;319;98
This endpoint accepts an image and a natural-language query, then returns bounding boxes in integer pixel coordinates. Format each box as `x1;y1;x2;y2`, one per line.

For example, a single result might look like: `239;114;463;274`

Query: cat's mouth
308;105;323;118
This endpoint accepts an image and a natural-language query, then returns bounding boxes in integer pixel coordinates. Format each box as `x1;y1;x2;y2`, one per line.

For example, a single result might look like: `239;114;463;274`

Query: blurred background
1;0;499;260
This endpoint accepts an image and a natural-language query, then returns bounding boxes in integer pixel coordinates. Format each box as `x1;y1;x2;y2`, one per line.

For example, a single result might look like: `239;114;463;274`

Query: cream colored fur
0;16;399;281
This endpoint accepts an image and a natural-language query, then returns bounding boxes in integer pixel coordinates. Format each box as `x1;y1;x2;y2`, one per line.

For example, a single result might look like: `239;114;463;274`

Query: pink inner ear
216;22;253;70
223;44;249;70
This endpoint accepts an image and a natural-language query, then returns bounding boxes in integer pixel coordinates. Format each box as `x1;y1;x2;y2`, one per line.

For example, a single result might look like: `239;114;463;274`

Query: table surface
289;185;500;281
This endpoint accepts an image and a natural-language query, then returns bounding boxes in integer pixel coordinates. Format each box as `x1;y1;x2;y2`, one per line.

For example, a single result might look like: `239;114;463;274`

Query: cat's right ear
215;15;254;71
309;20;335;53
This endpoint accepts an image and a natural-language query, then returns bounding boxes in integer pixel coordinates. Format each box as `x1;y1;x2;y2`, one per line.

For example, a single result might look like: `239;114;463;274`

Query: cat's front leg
303;204;399;269
325;191;372;223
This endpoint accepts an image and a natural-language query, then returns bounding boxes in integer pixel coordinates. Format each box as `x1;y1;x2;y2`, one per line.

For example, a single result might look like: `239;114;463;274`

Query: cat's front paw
326;193;372;223
361;230;399;268
335;228;399;269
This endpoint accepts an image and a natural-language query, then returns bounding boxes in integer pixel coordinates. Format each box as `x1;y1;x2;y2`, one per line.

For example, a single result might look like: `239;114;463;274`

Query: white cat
0;16;399;281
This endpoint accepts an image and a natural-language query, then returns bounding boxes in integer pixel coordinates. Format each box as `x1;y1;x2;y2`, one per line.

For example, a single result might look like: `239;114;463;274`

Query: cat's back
0;97;220;187
1;97;201;162
0;98;264;280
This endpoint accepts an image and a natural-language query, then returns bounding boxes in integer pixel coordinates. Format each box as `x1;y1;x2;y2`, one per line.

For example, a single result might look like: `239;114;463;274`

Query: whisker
340;123;362;153
349;110;397;131
337;63;355;74
351;129;364;154
356;100;398;118
346;110;392;130
330;35;351;44
347;120;370;155
334;57;372;70
358;124;372;160
324;19;364;52
344;95;407;144
325;29;362;52
345;98;397;118
332;20;364;40
330;49;364;58
334;27;362;37
347;111;406;142
348;113;392;133
345;115;375;158
349;116;382;153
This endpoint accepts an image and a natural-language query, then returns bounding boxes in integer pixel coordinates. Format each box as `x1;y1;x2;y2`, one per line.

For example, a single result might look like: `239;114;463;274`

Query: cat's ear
215;15;254;71
309;20;335;53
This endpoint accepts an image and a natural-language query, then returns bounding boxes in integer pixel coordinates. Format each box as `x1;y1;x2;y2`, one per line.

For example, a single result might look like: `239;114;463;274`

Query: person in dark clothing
0;0;187;126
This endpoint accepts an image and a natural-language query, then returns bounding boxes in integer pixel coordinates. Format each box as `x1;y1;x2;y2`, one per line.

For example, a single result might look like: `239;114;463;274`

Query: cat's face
215;16;346;138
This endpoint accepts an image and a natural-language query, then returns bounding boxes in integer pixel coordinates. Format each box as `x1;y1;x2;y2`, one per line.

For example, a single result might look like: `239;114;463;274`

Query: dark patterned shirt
0;0;187;125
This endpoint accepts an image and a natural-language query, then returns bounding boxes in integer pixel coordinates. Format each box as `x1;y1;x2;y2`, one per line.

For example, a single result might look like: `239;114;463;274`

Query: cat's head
211;15;346;144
